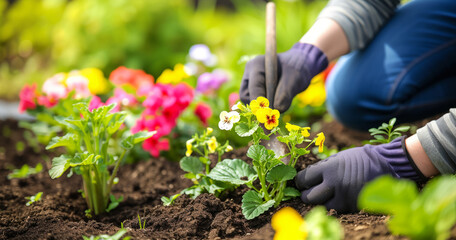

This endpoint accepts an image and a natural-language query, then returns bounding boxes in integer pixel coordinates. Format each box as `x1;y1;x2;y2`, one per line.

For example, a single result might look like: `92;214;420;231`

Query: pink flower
41;73;68;100
196;69;228;93
37;95;57;108
106;88;138;112
173;83;194;109
89;96;105;112
142;137;170;157
229;92;240;108
194;102;212;126
66;73;91;99
18;84;38;112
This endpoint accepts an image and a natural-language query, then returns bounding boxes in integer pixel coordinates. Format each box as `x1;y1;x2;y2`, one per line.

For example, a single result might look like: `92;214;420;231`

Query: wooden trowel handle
265;2;278;108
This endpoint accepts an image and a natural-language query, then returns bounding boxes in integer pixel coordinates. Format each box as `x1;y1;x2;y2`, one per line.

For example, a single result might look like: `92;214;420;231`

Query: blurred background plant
4;0;334;159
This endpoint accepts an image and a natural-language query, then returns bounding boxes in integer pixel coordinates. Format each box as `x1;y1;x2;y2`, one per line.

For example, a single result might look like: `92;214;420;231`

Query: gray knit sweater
318;0;456;174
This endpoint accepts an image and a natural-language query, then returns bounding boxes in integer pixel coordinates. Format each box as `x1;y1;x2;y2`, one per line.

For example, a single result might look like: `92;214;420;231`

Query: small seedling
82;228;130;240
137;214;146;230
368;118;410;144
8;163;43;179
25;192;43;206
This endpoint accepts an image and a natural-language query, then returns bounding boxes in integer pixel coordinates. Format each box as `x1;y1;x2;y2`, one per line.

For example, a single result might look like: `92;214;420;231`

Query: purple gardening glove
239;42;328;112
295;136;427;213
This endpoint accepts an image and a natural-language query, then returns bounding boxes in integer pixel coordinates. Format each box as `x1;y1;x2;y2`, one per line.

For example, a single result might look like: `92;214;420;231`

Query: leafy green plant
161;127;235;205
46;102;155;215
359;175;456;240
7;163;43;179
209;97;325;219
82;229;130;240
368;118;410;144
25;192;43;206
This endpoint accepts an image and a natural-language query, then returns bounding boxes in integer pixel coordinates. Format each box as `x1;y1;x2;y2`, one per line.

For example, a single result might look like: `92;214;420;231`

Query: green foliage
212;101;324;219
82;229;130;240
137;214;146;230
47;102;155;215
359;175;456;240
25;192;43;206
368;118;410;144
7;163;43;179
305;206;343;240
162;128;235;204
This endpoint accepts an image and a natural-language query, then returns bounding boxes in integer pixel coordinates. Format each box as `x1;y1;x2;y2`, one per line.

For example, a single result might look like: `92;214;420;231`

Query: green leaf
106;111;128;135
121;131;156;150
7;163;43;179
276;136;289;144
241;190;275;220
161;194;181;206
295;148;310;156
180;156;204;174
283;187;301;198
46;133;78;150
106;195;123;212
358;175;418;215
266;165;296;183
235;122;259;137
394;126;410;132
373;135;386;140
182;185;205;199
246;145;268;162
208;159;257;185
49;155;72;179
305;206;343;240
389;118;397;126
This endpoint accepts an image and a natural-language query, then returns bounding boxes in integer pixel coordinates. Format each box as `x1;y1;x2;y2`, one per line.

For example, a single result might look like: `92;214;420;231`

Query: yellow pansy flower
272;207;307;240
296;74;326;107
186;139;194;157
206;127;213;135
256;107;280;130
250;96;269;114
80;68;110;95
225;145;233;152
315;132;325;153
157;64;190;84
300;127;310;138
208;136;218;153
286;123;301;132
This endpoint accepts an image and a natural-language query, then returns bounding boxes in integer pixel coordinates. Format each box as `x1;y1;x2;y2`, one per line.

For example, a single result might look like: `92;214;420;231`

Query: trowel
262;2;290;164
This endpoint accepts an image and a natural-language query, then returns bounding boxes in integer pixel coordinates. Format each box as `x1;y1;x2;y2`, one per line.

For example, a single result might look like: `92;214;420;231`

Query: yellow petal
272;207;307;240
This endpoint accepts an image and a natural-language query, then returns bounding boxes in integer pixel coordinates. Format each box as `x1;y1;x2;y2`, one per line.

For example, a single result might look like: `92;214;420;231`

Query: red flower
88;96;105;112
142;137;170;157
18;84;38;112
194;102;212;126
110;66;154;89
37;95;58;108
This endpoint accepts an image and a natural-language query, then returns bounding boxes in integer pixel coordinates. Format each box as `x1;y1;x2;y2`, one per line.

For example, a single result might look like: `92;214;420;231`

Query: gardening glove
239;42;328;112
295;136;427;213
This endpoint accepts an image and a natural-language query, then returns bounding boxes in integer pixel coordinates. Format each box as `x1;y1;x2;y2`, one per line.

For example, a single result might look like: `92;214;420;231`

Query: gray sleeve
317;0;401;51
417;109;456;174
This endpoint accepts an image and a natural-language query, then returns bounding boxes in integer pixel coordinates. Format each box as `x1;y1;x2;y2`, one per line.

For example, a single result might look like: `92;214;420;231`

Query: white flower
218;111;240;130
231;102;239;111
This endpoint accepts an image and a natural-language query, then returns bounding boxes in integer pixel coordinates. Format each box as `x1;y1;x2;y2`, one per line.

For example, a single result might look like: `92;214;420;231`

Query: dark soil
0;118;453;240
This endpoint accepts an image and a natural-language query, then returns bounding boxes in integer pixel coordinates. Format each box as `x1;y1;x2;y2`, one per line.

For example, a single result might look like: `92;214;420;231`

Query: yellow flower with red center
250;96;269;114
256;107;280;130
315;132;325;153
208;136;218;153
272;207;307;240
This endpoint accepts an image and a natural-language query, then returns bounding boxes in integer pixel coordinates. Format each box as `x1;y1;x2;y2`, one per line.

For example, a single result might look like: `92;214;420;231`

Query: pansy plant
46;102;155;215
210;97;325;220
161;127;235;205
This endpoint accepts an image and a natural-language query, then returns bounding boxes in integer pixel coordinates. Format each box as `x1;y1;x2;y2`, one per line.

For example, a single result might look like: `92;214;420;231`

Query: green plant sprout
161;127;235;205
82;229;130;240
368;118;410;144
7;163;43;179
210;97;325;220
359;175;456;240
137;214;146;230
25;192;43;206
46;102;155;215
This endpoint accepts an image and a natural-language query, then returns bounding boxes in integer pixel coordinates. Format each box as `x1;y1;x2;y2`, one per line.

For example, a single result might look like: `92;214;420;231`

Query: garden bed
1;118;454;240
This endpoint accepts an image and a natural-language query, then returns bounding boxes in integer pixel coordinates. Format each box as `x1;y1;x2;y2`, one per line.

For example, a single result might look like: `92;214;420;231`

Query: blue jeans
326;0;456;131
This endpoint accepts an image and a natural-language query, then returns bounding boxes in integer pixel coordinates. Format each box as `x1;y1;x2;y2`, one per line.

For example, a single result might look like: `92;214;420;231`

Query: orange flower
256;107;280;130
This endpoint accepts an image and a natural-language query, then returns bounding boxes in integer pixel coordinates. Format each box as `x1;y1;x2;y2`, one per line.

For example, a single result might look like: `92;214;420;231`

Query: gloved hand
295;136;427;213
239;42;328;112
